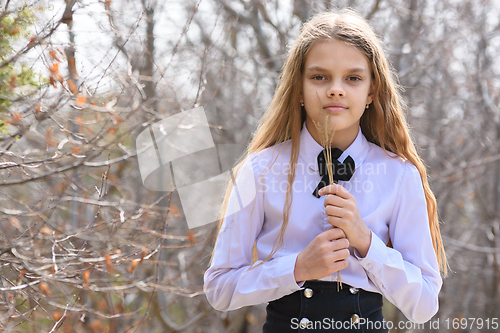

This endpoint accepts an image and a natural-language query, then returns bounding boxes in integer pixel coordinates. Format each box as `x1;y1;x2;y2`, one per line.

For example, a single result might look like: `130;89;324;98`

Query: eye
347;76;361;82
311;74;326;81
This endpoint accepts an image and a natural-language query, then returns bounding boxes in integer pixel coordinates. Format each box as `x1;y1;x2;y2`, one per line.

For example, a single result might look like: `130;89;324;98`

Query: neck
306;120;359;151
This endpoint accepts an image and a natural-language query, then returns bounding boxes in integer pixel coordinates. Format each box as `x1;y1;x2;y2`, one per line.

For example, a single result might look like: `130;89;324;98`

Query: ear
366;82;374;105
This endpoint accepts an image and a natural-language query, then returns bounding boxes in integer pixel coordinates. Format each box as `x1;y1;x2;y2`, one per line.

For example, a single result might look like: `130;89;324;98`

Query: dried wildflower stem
312;110;343;291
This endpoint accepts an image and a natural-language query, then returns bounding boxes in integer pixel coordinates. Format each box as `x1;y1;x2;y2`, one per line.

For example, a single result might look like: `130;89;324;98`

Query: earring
300;102;304;107
365;104;370;109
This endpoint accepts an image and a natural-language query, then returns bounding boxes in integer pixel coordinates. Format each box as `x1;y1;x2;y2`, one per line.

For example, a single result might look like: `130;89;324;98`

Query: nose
327;80;345;97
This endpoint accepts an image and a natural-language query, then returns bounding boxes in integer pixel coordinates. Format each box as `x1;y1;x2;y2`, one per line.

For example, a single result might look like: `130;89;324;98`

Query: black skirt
262;281;388;332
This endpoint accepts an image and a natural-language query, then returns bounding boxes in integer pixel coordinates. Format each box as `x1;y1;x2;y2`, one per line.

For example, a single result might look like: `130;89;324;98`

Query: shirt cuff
353;231;387;276
274;253;304;293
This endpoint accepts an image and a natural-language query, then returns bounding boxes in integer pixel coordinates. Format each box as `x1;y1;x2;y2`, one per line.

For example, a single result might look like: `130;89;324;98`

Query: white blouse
204;123;442;323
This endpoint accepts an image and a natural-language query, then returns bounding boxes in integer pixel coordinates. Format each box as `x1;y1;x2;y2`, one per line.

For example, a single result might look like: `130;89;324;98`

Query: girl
204;9;446;332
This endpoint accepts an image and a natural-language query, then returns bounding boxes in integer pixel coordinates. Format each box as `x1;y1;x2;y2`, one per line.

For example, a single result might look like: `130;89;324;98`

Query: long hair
213;9;447;276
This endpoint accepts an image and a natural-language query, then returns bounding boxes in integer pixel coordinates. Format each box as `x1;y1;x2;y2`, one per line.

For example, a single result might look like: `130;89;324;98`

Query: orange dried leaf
49;50;57;60
83;270;90;288
108;128;116;134
10;28;20;35
40;282;52;296
50;76;57;88
97;298;107;310
54;73;63;83
187;231;196;246
40;226;52;236
127;260;138;273
72;146;81;154
10;217;21;230
45;127;53;140
35;104;43;114
68;57;78;77
53;312;62;321
140;248;147;263
105;0;112;10
11;112;22;124
105;254;113;273
169;204;181;217
68;79;78;94
76;95;86;106
90;320;103;332
49;63;59;73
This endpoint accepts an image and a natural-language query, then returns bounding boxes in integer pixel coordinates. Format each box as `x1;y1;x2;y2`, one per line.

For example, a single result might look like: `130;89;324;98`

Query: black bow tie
312;148;355;198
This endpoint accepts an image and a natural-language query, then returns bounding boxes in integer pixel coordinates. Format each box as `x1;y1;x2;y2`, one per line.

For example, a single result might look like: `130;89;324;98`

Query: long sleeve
355;162;442;323
203;153;302;311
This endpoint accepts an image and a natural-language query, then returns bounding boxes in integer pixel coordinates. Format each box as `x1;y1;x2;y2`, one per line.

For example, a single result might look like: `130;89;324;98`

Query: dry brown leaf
68;57;78;77
105;254;113;273
40;282;52;296
9;217;22;231
76;95;86;106
40;226;52;236
53;312;62;321
128;260;138;273
83;270;90;288
67;79;78;94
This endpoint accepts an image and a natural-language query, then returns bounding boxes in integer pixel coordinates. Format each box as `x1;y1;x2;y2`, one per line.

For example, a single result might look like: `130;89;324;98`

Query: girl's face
300;39;373;150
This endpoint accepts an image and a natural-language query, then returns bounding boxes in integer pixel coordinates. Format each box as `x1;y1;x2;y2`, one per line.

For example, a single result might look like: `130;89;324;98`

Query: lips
323;103;347;112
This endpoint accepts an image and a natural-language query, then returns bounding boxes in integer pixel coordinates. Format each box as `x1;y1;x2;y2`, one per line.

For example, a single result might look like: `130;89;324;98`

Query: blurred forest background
1;0;500;332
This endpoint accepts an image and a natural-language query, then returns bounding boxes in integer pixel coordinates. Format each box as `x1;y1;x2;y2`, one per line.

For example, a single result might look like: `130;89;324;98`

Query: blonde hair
213;9;447;276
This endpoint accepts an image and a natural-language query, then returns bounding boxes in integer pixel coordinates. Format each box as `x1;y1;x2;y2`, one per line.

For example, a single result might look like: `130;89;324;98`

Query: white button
351;314;360;324
304;288;313;298
300;318;310;328
349;287;359;294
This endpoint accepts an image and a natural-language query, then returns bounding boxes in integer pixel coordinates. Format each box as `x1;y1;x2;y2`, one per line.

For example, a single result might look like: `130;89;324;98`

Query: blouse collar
298;122;369;172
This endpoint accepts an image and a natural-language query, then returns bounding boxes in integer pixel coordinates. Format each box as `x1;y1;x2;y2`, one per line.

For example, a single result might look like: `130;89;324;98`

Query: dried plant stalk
312;112;343;291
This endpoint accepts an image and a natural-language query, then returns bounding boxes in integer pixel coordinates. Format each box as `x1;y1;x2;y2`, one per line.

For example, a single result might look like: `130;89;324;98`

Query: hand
294;227;350;283
318;183;372;258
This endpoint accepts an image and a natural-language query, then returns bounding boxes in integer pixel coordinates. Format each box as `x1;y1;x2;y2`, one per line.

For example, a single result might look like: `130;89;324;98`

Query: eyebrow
305;66;368;74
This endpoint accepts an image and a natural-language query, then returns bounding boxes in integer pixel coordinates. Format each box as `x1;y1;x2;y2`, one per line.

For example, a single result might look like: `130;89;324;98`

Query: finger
330;238;349;251
329;183;351;199
323;193;347;208
321;183;352;200
318;184;337;196
325;205;344;218
331;248;350;262
333;260;349;272
327;216;347;230
322;227;346;241
325;259;348;275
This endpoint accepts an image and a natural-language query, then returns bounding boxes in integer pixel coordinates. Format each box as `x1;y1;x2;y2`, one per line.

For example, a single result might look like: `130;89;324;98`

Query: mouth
323;103;348;112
